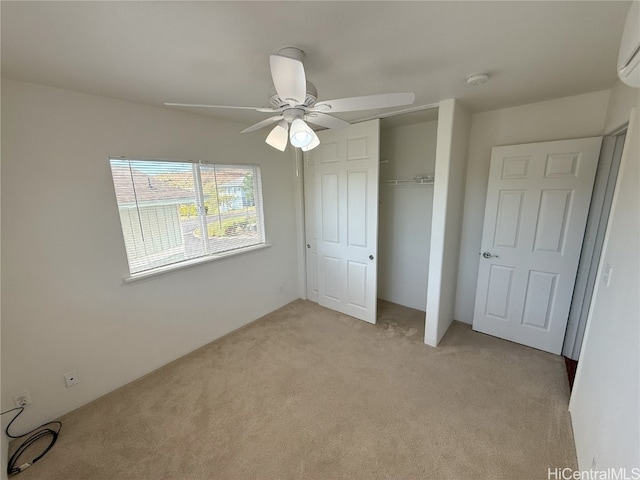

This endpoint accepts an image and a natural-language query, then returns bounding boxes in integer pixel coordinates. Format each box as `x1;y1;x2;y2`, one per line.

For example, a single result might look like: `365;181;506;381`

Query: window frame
108;157;269;281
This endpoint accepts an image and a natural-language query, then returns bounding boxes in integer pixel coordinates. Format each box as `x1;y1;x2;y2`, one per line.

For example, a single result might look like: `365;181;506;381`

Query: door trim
562;130;627;359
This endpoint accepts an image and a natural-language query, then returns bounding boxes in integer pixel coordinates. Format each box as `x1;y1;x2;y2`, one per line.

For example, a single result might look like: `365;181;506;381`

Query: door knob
369;255;375;260
307;244;311;248
482;251;499;259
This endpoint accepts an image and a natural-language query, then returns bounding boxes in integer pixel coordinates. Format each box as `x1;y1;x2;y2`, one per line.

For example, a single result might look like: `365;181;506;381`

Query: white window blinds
109;159;265;275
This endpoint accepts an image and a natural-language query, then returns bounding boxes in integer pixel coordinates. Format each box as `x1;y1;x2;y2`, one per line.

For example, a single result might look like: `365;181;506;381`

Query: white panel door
309;119;380;324
472;137;602;354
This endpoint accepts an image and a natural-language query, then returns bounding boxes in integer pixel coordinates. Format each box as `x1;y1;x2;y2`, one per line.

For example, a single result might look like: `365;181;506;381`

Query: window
109;159;265;276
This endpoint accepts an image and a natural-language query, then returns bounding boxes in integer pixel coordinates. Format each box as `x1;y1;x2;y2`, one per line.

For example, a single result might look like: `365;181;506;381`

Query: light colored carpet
11;299;577;479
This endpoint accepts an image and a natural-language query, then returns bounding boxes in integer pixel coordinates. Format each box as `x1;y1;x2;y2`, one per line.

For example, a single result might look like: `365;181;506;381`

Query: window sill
123;243;272;284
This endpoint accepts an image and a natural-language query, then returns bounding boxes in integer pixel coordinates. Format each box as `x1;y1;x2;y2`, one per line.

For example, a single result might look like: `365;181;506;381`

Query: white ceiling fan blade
305;112;351;130
241;115;284;134
164;102;275;113
269;54;307;107
311;92;415;113
301;130;320;152
265;122;289;152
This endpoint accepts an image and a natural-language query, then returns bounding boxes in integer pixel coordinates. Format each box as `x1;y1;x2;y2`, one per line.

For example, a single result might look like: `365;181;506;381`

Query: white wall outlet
13;391;32;408
64;371;79;388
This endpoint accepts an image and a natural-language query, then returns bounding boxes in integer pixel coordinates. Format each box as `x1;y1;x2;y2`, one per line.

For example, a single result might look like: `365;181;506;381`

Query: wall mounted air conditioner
618;1;640;88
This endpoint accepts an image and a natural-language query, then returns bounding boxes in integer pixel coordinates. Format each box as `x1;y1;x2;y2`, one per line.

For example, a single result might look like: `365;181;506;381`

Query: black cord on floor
1;407;62;475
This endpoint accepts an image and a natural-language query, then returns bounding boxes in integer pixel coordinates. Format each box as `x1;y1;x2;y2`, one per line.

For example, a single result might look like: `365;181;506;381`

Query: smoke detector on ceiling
466;72;490;86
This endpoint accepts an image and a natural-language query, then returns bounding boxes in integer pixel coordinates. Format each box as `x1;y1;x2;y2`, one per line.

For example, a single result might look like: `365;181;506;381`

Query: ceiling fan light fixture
265;121;289;151
301;130;320;152
289;118;314;148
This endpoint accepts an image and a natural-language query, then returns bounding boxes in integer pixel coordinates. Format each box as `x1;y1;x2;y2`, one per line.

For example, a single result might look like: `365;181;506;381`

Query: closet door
309;119;380;324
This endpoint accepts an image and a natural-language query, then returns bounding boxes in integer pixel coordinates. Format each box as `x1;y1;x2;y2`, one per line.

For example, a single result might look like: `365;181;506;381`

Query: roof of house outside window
111;167;194;205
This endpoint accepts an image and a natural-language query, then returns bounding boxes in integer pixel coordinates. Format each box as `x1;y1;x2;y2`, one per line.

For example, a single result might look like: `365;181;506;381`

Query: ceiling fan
165;47;415;152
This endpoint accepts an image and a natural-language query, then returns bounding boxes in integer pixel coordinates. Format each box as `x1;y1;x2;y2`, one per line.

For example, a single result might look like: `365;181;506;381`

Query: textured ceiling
1;1;630;128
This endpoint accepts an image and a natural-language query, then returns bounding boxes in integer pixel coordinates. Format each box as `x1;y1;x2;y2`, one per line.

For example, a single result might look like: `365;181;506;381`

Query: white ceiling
1;1;630;128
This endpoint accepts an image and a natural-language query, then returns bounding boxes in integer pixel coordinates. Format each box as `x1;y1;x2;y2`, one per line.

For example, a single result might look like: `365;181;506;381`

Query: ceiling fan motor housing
282;108;306;124
268;81;318;111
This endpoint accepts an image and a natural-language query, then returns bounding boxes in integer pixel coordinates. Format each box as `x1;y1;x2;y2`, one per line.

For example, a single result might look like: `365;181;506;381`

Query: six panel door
472;137;602;354
309;120;380;324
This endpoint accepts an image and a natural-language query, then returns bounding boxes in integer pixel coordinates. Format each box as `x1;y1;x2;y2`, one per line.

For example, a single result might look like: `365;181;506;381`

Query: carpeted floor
10;299;577;479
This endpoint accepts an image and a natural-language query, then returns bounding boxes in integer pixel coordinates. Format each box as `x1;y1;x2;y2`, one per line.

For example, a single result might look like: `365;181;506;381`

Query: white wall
569;82;640;472
378;121;437;311
0;108;5;477
603;80;640;132
0;176;4;480
425;99;471;346
0;79;300;434
455;90;611;324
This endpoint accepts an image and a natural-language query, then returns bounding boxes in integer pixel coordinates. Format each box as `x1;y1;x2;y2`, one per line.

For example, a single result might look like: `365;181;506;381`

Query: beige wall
603;80;640;133
570;81;640;471
0;79;300;432
454;90;611;324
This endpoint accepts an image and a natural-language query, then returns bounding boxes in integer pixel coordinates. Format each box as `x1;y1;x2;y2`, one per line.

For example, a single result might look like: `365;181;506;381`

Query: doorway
563;128;627;360
378;110;439;311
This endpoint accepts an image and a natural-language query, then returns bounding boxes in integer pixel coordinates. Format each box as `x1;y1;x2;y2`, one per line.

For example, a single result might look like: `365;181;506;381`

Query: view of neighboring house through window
109;159;265;275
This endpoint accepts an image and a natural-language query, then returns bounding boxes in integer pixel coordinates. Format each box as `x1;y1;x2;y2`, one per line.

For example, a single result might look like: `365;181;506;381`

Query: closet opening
301;106;439;332
377;107;439;333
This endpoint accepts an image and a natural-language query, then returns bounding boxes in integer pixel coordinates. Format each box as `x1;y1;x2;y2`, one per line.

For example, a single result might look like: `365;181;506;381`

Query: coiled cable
1;407;62;475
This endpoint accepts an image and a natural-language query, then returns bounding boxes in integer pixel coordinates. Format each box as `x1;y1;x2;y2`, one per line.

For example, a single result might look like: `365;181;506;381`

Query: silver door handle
481;251;499;259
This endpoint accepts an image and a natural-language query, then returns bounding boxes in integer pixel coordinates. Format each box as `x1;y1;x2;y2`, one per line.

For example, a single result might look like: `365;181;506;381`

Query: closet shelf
381;176;434;186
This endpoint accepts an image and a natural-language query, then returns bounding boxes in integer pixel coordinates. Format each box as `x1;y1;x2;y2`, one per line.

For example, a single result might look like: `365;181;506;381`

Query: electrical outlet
64;371;79;388
13;391;32;408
